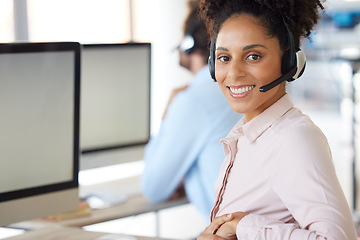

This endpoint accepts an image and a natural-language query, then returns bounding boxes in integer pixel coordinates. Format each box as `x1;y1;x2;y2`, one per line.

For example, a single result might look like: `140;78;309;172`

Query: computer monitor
0;42;80;226
80;43;151;170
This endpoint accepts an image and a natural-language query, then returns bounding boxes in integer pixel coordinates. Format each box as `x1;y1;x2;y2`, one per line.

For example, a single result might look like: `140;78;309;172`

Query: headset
178;19;202;55
208;17;306;92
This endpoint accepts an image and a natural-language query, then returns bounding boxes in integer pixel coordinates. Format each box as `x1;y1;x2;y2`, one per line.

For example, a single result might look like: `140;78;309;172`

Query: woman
197;0;357;239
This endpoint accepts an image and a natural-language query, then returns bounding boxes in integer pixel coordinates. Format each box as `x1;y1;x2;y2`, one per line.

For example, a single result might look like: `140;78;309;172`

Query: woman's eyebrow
243;44;267;51
216;46;229;51
216;44;267;52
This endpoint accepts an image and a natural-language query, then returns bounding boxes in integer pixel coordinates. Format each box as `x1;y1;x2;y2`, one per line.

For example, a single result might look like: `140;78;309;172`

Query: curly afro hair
198;0;325;50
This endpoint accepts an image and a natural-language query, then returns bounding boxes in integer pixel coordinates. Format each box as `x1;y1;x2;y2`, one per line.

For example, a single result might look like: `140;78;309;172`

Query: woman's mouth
229;85;255;96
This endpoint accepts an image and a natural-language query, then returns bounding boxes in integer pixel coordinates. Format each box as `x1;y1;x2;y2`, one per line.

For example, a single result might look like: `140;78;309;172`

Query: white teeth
230;85;254;94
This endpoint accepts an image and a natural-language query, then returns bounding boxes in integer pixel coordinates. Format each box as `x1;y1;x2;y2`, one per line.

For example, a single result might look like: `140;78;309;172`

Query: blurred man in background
141;0;242;220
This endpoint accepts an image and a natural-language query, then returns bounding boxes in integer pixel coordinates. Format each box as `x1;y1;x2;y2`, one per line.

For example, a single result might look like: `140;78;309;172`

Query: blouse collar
223;93;294;144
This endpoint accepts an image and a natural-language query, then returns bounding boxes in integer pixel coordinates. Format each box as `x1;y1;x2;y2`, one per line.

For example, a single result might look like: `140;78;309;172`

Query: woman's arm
213;125;357;240
230;125;357;239
265;125;357;239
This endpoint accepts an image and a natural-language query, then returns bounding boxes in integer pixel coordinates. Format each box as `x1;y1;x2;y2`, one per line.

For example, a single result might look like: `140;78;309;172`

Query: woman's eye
247;54;261;61
217;56;230;62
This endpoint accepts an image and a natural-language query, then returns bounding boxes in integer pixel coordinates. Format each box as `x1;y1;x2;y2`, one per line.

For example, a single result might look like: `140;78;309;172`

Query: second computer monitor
80;43;151;170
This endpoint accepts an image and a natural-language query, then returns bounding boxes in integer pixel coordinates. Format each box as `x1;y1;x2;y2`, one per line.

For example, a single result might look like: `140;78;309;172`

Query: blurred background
2;0;360;238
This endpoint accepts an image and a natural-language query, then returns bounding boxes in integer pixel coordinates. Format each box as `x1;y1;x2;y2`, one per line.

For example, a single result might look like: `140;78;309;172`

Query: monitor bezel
0;42;80;203
80;42;151;155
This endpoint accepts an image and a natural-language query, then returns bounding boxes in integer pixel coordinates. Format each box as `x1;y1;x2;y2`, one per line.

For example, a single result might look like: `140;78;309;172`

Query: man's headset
178;20;202;55
208;17;306;92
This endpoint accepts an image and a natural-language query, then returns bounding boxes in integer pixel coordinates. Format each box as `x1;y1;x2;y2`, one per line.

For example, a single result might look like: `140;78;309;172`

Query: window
0;0;14;42
27;0;131;43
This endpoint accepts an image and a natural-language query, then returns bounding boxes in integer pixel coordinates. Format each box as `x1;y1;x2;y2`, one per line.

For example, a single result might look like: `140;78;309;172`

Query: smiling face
215;14;286;122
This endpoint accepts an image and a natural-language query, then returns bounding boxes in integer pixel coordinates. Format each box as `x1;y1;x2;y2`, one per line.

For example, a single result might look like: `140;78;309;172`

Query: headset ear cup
209;35;216;81
281;48;306;82
180;35;195;54
293;49;306;79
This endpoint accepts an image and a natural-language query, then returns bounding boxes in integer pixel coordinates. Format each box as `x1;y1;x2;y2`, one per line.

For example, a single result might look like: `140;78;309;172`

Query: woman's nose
227;61;246;80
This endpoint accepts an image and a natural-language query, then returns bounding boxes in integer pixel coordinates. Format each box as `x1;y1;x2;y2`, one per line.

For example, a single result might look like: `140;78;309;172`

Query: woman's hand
197;212;248;240
215;212;248;240
197;214;233;240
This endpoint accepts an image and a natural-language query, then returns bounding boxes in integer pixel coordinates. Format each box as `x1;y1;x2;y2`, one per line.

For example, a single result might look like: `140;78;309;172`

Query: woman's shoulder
271;107;329;147
269;107;333;171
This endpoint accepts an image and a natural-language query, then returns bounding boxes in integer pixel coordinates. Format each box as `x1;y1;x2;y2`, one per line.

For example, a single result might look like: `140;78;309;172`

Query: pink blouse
211;94;357;239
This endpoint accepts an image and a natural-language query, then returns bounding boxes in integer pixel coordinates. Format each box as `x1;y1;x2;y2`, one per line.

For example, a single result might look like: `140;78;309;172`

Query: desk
6;195;188;240
8;175;188;239
19;175;188;228
57;194;188;227
5;226;177;240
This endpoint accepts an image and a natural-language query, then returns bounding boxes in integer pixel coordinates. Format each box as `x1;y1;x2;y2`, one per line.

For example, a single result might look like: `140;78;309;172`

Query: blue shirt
141;66;242;218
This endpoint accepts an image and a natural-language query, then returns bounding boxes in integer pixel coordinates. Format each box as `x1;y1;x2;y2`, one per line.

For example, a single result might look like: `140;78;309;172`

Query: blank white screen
80;44;150;151
0;51;74;193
